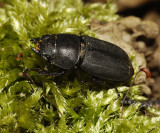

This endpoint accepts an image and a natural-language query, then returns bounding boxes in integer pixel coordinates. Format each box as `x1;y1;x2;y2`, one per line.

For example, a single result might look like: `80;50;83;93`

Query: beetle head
30;36;56;61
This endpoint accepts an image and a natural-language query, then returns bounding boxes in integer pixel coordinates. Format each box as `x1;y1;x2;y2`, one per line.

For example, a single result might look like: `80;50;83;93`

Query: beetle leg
24;68;65;77
92;77;104;83
44;61;52;71
92;77;109;87
37;70;65;77
121;67;151;118
74;69;89;86
23;68;41;73
79;80;89;86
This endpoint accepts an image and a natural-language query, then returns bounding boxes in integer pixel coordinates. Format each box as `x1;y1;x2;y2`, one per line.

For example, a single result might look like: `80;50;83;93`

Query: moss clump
0;0;160;132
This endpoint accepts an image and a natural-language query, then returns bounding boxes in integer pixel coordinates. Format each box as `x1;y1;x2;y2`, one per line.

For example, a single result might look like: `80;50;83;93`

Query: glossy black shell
31;34;134;82
51;34;81;69
80;36;134;81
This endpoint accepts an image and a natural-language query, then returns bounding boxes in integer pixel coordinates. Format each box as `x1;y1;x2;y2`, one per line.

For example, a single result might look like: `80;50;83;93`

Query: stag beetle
30;34;134;82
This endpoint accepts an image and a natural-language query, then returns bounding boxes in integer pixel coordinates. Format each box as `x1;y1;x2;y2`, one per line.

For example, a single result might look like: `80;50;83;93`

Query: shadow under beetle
30;34;134;82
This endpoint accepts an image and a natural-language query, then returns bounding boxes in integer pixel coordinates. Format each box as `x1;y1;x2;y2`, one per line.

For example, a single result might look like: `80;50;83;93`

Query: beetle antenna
16;54;62;115
20;72;63;115
121;67;151;118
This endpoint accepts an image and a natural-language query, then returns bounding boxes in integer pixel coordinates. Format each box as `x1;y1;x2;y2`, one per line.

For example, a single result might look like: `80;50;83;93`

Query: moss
0;0;160;132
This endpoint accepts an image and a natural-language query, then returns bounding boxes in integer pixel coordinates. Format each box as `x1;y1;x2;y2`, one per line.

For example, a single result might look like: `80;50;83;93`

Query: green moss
0;0;160;132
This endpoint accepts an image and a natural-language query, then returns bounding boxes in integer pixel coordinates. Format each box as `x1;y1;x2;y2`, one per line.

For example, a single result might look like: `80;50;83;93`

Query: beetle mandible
30;34;134;82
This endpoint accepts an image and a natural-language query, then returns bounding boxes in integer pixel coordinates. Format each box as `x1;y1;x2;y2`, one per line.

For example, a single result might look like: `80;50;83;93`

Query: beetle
30;34;134;82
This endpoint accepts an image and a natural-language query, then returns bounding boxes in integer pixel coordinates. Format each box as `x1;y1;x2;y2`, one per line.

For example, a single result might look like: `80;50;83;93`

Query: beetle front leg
37;70;65;77
24;68;65;77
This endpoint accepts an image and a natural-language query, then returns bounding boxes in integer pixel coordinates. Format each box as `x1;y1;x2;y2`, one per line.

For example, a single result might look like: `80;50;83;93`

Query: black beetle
30;34;134;82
